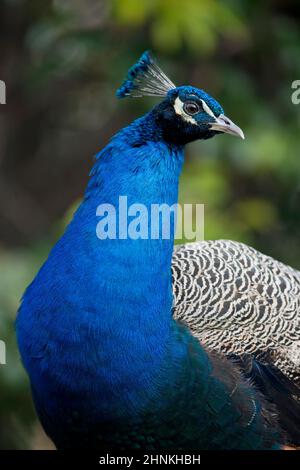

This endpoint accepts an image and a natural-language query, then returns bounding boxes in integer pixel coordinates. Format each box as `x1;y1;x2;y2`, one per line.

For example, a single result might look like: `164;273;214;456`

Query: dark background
0;0;300;449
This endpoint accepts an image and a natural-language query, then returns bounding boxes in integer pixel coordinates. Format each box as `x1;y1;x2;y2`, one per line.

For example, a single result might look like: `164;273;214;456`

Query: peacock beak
209;114;245;140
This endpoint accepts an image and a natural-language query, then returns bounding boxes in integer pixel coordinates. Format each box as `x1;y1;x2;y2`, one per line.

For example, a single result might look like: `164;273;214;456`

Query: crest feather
116;51;176;99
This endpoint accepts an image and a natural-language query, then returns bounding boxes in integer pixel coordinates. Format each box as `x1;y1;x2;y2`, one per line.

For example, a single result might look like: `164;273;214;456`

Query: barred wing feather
172;239;300;444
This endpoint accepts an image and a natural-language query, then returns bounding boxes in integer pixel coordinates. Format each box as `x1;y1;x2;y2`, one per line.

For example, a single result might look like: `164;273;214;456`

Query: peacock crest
116;51;176;99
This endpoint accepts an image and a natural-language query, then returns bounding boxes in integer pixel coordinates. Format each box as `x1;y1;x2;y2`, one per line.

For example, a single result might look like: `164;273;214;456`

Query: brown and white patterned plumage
172;239;300;444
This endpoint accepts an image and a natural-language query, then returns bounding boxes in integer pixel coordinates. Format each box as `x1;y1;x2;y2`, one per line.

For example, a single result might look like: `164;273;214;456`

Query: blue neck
77;111;184;326
48;112;185;413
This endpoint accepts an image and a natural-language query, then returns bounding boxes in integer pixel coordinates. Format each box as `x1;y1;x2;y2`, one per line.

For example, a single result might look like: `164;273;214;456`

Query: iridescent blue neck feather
17;111;186;429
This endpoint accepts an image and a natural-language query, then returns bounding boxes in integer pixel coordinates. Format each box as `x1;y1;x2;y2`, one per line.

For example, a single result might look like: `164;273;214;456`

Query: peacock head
117;51;244;145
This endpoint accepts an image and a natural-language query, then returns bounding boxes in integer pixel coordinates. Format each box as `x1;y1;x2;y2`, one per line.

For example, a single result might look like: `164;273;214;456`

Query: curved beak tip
210;114;245;140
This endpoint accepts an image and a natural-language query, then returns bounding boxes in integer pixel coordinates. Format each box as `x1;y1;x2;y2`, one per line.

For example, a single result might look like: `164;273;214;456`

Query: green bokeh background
0;0;300;449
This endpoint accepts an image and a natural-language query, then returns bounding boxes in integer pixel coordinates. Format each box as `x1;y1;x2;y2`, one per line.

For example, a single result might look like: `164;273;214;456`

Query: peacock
16;52;300;450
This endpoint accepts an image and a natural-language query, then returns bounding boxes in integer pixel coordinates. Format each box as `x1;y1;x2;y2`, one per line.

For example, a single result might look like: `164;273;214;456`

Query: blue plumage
116;51;156;97
17;52;278;449
116;50;176;98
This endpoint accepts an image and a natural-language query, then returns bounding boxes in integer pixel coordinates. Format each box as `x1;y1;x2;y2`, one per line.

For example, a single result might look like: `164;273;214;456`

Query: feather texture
116;51;176;98
172;239;300;444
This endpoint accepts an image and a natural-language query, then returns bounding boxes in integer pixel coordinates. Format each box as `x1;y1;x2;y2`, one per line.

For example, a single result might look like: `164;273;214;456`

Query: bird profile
16;52;299;451
116;51;244;142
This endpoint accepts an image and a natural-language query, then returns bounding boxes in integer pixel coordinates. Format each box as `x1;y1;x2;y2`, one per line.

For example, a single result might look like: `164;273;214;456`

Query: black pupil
184;102;199;115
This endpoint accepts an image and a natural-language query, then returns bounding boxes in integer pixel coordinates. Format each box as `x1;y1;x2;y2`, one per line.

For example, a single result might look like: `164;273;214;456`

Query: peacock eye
183;101;201;115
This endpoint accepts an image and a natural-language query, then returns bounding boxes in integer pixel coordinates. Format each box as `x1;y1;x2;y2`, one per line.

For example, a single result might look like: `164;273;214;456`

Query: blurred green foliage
0;0;300;449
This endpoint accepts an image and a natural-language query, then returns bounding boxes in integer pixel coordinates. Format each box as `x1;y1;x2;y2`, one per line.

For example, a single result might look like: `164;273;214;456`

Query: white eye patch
173;97;216;125
200;99;216;118
173;97;197;125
